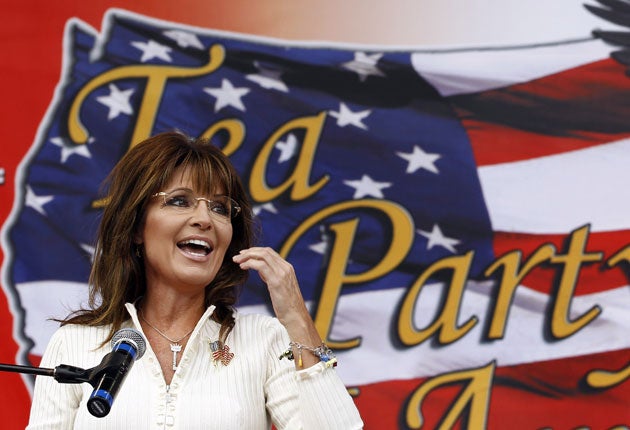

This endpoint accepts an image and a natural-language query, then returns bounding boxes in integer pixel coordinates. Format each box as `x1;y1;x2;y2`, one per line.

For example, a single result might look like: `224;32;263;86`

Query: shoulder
52;323;111;340
43;324;113;363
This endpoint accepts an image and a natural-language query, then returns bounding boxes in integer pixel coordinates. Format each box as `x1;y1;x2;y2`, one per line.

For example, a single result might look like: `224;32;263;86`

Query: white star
163;30;204;49
275;134;298;163
329;103;371;129
343;174;392;199
253;202;278;216
131;40;173;63
246;62;288;92
309;240;328;255
417;224;460;253
309;226;331;255
25;186;53;216
203;79;250;112
96;84;134;121
50;137;92;163
397;145;441;174
342;52;385;82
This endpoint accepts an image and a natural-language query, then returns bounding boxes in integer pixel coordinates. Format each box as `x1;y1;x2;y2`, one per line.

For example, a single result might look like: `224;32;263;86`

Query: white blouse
27;303;363;429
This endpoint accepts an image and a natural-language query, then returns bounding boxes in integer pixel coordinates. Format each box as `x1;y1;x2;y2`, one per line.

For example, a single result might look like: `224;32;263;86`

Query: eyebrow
165;187;228;198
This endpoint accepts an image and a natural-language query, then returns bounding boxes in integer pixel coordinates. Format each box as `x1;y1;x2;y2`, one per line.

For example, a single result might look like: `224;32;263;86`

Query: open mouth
177;239;212;256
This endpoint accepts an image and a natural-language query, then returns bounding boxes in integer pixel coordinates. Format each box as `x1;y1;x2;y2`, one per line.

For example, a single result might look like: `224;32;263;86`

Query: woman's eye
210;202;229;216
167;195;192;208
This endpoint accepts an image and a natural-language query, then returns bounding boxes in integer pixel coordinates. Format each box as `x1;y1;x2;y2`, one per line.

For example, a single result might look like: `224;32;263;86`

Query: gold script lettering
398;252;477;346
249;112;329;202
280;199;414;348
405;361;494;429
69;44;225;147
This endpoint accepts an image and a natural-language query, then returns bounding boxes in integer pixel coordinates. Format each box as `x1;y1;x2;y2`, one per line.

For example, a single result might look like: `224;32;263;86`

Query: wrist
279;340;338;369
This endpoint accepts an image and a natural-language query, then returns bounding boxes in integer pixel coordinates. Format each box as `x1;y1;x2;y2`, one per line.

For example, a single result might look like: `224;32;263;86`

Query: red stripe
352;349;630;429
0;283;31;427
492;229;630;295
450;58;630;166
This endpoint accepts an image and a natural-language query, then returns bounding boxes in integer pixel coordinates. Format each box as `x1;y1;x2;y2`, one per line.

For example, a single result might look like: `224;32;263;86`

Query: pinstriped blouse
27;303;363;429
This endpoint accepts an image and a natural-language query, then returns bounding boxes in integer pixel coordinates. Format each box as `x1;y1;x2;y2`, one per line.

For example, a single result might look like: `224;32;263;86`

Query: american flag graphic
3;2;630;428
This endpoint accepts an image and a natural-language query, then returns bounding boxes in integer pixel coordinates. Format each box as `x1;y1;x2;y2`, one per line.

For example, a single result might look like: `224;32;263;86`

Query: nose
190;200;214;229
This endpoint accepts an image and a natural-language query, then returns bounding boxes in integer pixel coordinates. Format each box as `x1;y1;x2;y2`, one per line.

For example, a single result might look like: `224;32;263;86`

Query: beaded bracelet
279;341;338;368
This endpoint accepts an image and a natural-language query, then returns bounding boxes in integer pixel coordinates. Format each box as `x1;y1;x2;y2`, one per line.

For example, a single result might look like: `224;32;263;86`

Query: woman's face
137;166;234;295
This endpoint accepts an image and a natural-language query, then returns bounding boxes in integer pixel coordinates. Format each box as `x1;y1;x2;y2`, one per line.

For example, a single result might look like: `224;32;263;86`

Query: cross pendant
170;343;182;371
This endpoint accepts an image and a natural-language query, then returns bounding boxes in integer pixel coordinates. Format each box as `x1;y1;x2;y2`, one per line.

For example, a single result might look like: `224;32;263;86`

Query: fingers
232;247;279;267
234;249;321;358
232;247;293;284
232;247;308;324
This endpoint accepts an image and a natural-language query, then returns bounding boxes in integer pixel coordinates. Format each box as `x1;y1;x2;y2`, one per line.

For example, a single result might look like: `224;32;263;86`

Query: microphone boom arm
0;362;94;385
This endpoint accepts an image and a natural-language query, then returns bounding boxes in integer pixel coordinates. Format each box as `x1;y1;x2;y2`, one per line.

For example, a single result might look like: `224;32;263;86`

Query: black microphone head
111;328;146;359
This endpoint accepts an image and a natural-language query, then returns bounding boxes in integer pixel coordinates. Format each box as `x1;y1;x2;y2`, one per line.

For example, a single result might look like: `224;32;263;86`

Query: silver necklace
139;311;194;371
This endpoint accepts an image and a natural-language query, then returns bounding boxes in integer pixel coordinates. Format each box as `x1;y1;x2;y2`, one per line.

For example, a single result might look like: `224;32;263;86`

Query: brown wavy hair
62;131;254;343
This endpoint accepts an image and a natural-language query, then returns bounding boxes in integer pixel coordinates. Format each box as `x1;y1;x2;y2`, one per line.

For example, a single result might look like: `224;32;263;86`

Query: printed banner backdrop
2;1;630;428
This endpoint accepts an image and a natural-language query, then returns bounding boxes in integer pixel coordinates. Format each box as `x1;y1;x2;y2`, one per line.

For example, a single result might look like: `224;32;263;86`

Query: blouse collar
124;301;218;345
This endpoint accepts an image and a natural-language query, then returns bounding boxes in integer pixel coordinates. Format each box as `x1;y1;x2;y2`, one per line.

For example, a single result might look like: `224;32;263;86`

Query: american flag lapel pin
209;340;234;366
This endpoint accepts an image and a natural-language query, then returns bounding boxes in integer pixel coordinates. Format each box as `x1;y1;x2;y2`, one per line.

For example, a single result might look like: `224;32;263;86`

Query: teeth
178;239;212;255
180;239;210;248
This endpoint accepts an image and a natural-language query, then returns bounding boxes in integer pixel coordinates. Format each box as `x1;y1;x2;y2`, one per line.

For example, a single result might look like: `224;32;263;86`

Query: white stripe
240;282;630;387
16;280;89;356
24;277;630;387
478;138;630;234
411;39;611;96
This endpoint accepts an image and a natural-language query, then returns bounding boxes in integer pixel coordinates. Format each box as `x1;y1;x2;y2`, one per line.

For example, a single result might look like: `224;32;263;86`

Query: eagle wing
586;0;630;70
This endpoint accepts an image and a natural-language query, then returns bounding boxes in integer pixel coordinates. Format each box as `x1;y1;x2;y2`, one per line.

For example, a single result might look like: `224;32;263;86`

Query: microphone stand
2;330;145;418
0;349;125;386
0;362;93;384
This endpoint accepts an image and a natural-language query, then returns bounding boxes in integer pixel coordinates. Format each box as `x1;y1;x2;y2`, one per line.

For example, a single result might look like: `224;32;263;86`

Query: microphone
86;328;146;418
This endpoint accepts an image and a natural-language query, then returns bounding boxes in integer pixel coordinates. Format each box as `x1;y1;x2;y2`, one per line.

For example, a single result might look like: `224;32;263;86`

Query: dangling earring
135;244;143;258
